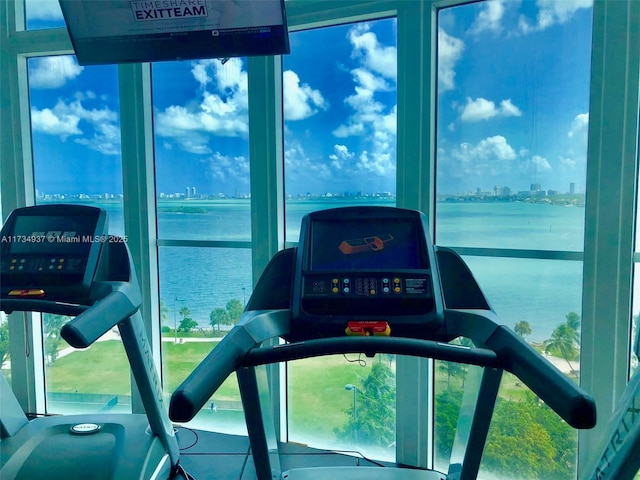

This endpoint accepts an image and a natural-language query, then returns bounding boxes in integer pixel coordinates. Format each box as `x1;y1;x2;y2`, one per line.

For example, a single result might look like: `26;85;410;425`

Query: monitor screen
310;218;426;271
7;215;100;255
59;0;290;65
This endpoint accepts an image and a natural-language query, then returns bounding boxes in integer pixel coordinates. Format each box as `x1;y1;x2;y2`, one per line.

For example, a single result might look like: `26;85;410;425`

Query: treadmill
169;206;597;479
0;204;180;480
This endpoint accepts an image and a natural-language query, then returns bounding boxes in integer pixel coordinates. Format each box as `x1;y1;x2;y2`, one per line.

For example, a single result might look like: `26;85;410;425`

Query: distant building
570;182;576;195
530;183;542;192
186;187;191;198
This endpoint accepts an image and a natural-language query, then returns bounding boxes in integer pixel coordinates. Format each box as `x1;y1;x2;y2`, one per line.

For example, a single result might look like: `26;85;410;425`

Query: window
152;58;252;433
434;1;592;477
283;18;397;459
24;0;66;30
27;55;129;414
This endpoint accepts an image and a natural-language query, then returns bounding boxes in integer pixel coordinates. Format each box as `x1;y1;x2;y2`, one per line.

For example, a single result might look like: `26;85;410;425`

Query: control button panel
304;274;431;297
2;255;86;275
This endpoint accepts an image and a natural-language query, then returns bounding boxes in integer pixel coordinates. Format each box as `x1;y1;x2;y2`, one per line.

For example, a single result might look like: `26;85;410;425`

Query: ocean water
93;199;585;343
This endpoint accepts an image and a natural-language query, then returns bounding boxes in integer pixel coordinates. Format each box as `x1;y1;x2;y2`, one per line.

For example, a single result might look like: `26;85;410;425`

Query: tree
43;314;69;365
514;320;532;339
434;388;463;460
178;317;198;332
160;299;170;326
334;362;396;447
544;312;580;377
209;308;229;333
225;299;244;324
438;360;466;388
483;393;575;479
179;306;191;321
0;320;10;366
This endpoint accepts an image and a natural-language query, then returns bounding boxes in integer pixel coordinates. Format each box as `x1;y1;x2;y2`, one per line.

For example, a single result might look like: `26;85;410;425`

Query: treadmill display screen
310;218;426;271
7;215;99;255
0;205;107;299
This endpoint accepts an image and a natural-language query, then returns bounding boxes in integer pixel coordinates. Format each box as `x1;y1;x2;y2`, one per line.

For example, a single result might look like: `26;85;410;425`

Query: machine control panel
0;205;107;304
289;206;445;341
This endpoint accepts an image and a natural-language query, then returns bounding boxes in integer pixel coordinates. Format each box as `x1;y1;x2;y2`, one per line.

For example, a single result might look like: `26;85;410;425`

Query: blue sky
26;0;592;197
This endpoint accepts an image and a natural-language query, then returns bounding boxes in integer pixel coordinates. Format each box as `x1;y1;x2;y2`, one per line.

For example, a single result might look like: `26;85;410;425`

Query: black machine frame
0;205;180;479
170;206;597;480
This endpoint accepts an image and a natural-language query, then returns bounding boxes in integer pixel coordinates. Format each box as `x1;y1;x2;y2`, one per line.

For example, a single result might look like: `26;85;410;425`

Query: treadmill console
0;204;107;305
289;206;444;342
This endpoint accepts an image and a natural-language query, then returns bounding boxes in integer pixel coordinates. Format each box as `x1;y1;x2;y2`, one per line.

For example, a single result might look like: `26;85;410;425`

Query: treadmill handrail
243;336;500;368
60;288;138;348
170;308;596;430
445;308;596;429
169;309;291;423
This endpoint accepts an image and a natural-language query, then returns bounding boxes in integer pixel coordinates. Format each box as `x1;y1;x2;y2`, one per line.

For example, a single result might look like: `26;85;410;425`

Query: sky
25;0;593;198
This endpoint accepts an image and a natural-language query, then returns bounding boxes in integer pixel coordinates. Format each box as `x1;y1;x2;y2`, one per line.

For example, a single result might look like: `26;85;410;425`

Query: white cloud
283;70;328;121
460;97;522;121
155;59;251;152
205;152;249;184
31;107;81;139
31;97;120;154
29;56;83;89
568;112;589;138
284;141;333;188
444;135;518;177
329;144;354;170
559;156;577;168
519;0;592;33
348;23;397;83
469;0;505;35
438;29;464;93
191;62;212;87
499;99;522;117
531;155;552;172
328;24;399;183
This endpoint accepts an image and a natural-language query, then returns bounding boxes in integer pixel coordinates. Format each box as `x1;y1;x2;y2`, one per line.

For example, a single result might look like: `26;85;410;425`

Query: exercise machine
585;327;640;479
170;206;597;480
0;204;180;479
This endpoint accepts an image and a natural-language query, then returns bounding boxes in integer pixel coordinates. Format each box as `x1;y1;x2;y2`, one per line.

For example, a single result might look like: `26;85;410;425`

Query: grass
42;337;548;437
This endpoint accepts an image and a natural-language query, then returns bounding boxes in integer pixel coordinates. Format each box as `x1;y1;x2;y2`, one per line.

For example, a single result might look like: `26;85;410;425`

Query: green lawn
44;338;541;439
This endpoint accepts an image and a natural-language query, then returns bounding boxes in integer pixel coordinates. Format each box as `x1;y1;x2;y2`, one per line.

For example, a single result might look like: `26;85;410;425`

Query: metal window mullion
579;0;640;475
0;3;44;414
395;0;437;470
118;62;161;413
248;54;286;440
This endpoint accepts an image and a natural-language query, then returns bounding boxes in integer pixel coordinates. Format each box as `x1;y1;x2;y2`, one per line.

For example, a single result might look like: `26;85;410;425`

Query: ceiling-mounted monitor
59;0;290;66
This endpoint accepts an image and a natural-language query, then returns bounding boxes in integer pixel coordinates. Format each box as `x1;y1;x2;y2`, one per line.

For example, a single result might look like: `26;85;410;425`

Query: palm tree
514;321;532;339
179;306;191;321
210;308;229;334
544;312;580;377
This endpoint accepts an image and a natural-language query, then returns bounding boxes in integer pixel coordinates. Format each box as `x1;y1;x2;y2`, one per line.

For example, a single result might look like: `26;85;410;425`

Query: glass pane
0;312;9;387
25;0;66;30
436;202;584;251
433;257;583;477
435;0;592;252
44;313;131;414
27;55;126;413
283;18;398;459
283;18;397;243
152;58;251;241
159;246;251;434
288;355;396;462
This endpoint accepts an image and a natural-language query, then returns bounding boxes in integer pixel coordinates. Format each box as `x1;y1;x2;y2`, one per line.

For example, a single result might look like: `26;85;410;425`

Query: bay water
91;199;586;343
